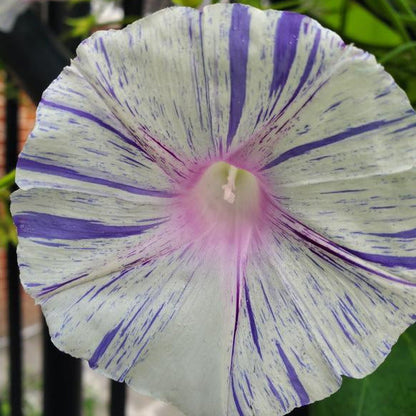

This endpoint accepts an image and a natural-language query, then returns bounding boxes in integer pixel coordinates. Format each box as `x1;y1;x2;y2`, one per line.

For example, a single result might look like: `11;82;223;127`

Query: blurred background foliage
1;1;416;415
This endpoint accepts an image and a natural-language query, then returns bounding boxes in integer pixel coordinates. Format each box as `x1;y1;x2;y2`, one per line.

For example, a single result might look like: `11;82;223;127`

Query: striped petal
229;228;416;415
199;5;346;156
26;239;236;416
11;188;173;298
259;51;416;281
64;4;340;160
72;7;214;164
17;65;174;199
273;168;416;282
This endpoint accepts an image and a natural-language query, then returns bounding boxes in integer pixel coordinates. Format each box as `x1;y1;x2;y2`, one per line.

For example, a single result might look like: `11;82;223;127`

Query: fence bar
110;381;126;416
42;320;82;416
6;75;22;416
123;0;143;16
47;1;68;36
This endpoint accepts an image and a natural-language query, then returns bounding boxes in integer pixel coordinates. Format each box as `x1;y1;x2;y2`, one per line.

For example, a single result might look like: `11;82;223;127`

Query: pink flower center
193;161;261;224
171;161;268;258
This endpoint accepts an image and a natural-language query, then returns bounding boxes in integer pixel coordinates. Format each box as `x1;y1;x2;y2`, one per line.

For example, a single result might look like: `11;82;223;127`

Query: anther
222;165;238;204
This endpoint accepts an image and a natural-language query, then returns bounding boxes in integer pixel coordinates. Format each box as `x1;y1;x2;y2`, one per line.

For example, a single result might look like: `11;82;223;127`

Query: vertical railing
6;74;22;416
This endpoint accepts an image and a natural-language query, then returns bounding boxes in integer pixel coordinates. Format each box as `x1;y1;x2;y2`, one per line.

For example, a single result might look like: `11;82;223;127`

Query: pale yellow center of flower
194;161;261;224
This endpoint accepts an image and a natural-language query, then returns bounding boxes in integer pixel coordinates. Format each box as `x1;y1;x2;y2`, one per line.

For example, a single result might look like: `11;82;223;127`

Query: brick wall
0;73;40;337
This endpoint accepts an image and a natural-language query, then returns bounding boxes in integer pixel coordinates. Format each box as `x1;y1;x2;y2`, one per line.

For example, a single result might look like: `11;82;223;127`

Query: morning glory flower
11;4;416;415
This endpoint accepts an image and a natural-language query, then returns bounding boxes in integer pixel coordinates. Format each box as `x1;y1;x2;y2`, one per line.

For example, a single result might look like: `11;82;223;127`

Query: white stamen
222;165;238;204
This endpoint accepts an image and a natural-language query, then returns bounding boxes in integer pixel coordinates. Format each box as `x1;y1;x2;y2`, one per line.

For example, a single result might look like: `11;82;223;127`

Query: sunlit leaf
302;0;401;46
0;170;15;190
171;0;203;8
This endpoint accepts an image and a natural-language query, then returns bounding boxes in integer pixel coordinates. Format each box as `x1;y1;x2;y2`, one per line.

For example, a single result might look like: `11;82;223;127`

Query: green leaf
303;0;401;47
65;15;97;38
310;324;416;416
172;0;203;7
344;2;402;46
0;170;15;190
405;77;416;106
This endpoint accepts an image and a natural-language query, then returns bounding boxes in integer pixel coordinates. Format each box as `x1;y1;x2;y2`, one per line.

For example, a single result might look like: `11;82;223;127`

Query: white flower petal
11;188;171;297
274;169;416;281
17;65;173;201
67;4;334;160
200;5;318;152
196;4;354;157
73;7;214;163
229;230;416;415
39;246;236;416
260;44;415;180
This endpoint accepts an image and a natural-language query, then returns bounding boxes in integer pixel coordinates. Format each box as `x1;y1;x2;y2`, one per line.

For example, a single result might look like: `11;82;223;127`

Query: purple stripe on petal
331;311;355;344
344;248;416;270
40;273;88;296
90;269;130;300
287;28;321;104
244;283;263;359
243;373;254;398
269;12;303;99
89;320;124;369
279;213;416;286
366;228;416;239
390;122;416;135
267;15;320;120
263;116;410;169
275;342;310;406
40;99;143;152
14;212;163;240
99;37;112;75
120;298;150;337
231;377;245;416
320;189;367;195
266;375;286;410
227;4;251;148
17;158;172;198
118;303;166;382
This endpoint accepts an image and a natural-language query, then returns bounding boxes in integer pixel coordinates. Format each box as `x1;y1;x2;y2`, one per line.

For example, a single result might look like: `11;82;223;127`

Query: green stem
379;40;416;63
356;378;368;416
0;170;16;190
